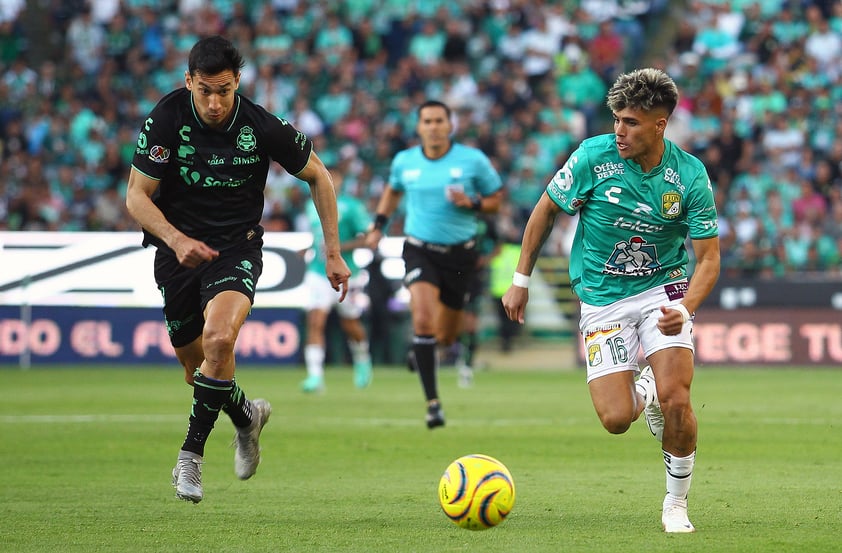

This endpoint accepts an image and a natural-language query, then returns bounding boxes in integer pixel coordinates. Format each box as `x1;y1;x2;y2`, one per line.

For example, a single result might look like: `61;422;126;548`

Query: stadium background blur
1;0;841;365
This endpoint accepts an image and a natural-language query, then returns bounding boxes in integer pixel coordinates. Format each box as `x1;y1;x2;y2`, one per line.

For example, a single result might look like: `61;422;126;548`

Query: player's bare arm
502;193;562;324
658;236;720;336
125;167;219;268
296;152;351;300
364;185;404;250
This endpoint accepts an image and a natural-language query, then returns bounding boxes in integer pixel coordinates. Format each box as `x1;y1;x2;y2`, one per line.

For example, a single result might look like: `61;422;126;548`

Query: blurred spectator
0;0;837;283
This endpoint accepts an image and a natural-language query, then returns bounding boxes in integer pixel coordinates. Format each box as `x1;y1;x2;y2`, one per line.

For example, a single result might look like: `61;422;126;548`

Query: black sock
181;371;232;456
413;335;438;401
222;379;253;429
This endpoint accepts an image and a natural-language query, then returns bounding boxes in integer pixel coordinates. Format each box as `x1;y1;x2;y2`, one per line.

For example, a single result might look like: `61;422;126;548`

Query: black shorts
402;237;479;310
153;239;263;348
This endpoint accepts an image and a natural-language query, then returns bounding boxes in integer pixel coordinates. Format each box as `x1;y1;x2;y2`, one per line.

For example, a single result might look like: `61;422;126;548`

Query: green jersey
305;192;369;275
546;134;718;306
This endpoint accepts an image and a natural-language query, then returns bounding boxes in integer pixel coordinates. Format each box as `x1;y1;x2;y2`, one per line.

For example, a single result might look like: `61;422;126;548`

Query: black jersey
131;88;313;251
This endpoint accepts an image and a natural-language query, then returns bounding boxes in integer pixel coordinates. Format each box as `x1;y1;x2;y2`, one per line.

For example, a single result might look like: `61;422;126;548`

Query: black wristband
372;213;388;231
471;197;482;211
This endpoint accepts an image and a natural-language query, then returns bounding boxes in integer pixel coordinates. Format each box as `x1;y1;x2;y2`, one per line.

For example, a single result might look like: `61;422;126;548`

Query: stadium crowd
1;0;841;279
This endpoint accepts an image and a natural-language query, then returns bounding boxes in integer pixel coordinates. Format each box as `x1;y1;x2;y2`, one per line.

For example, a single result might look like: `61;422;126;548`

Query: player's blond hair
606;68;679;116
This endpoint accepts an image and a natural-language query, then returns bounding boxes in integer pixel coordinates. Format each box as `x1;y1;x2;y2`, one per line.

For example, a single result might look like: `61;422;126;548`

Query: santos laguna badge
237;125;257;152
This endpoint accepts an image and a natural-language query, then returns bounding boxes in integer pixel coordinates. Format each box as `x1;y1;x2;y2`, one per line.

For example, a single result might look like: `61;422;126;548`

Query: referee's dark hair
417;99;452;120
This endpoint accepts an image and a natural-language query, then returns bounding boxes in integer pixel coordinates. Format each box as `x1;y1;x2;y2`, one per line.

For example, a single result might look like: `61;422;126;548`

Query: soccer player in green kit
502;68;720;533
301;166;373;392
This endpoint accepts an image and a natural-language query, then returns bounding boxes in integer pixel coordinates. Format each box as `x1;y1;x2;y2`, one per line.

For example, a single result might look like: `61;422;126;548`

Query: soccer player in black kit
126;36;351;503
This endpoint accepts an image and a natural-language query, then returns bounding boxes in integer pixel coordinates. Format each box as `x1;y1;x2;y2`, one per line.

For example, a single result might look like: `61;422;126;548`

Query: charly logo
237;126;257;152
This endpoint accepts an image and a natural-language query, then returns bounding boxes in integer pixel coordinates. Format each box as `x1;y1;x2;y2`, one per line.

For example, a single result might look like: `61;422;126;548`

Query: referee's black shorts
153;238;263;348
402;237;478;310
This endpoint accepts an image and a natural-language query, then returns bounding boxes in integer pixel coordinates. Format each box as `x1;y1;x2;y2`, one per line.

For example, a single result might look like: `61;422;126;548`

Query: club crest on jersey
662;193;681;219
237;126;257;152
587;343;603;367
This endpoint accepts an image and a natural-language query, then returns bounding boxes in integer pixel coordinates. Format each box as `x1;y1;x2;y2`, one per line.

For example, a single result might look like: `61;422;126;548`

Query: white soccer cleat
662;494;696;533
172;451;203;503
637;366;664;442
234;398;272;480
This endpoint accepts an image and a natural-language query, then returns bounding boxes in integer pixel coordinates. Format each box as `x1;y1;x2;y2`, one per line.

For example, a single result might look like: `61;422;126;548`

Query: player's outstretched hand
501;285;529;324
326;256;351;303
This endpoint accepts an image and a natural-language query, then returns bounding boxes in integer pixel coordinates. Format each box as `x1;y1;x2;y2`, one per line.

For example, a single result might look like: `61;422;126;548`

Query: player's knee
598;411;633;434
660;392;693;422
202;327;237;356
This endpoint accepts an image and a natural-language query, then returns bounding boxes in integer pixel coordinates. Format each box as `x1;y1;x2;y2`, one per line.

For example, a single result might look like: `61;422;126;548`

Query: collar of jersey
622;138;672;176
190;93;241;132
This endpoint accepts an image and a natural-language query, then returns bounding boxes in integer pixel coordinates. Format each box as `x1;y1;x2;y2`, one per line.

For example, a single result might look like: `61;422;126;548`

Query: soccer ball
438;453;516;530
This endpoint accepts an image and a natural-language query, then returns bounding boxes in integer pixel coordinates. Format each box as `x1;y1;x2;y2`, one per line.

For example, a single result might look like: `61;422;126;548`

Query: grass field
2;364;840;553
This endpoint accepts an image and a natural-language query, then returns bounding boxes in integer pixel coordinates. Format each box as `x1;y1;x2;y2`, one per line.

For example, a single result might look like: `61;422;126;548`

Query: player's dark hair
188;35;245;77
606;68;679;116
417;100;452;120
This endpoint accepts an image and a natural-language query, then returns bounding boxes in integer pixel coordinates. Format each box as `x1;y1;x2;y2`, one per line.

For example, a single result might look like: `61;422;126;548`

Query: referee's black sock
413;335;438;401
181;371;232;457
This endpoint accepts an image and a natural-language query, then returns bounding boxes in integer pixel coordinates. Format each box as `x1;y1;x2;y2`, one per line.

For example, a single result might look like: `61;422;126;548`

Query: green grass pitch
1;364;840;552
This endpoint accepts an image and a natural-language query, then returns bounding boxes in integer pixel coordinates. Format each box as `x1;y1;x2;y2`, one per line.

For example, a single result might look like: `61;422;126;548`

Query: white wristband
673;303;691;323
512;272;531;288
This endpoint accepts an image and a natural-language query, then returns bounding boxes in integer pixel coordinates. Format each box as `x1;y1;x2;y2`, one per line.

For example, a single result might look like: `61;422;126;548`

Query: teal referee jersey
390;143;502;244
546;133;719;306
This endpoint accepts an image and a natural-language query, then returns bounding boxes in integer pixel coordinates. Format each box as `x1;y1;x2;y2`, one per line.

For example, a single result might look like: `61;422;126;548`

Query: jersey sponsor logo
612;216;663;233
237;125;257;152
584;322;621;342
233;154;261;165
663;167;683;191
664;281;688;301
203;175;250;188
208;154;225;166
604;236;661;276
593;161;624;179
550;165;573;192
632;203;654;216
662;192;682;219
149;145;170;163
177;144;196;164
700;218;718;230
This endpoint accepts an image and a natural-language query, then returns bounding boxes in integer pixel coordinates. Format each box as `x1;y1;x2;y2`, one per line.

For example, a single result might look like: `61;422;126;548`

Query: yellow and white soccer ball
438;454;516;530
